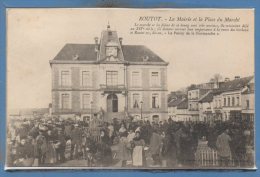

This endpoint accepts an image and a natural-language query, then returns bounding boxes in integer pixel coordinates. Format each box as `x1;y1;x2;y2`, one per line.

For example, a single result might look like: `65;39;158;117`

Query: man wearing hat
70;124;82;160
55;128;66;163
36;129;47;165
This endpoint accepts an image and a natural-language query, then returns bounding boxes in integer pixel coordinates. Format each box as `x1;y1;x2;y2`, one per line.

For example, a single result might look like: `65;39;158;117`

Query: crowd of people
6;116;254;168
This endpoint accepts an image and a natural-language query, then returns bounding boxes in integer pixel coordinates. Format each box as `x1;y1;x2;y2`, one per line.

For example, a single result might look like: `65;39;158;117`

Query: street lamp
90;101;93;120
140;101;143;120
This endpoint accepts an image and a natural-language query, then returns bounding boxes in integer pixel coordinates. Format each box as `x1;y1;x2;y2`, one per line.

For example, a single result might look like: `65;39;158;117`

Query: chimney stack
234;76;240;80
225;77;230;82
94;37;99;52
119;37;123;45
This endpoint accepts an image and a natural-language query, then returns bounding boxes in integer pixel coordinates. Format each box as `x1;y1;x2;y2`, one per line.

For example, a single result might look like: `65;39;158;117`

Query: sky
7;8;254;109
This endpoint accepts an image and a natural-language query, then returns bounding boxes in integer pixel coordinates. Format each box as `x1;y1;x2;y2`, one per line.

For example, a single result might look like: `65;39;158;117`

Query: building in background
241;78;255;122
168;75;254;123
50;25;168;122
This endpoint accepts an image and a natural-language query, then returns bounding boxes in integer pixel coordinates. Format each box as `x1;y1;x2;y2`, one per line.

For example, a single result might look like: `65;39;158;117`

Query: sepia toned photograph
5;8;255;170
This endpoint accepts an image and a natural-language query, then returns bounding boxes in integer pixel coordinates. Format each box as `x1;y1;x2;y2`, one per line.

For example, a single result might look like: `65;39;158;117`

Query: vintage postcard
5;8;255;170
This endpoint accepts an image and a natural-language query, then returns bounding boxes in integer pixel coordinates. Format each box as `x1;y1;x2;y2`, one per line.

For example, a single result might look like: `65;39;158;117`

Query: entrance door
107;94;118;112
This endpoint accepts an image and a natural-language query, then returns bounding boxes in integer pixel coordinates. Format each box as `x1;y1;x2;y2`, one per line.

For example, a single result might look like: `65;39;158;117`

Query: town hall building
49;25;168;122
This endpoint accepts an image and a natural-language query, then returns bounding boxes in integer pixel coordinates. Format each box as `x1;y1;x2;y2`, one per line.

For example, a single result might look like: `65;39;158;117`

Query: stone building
49;25;168;122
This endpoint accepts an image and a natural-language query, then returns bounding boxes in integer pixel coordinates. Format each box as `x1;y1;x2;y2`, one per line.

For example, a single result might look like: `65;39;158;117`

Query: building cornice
49;60;169;66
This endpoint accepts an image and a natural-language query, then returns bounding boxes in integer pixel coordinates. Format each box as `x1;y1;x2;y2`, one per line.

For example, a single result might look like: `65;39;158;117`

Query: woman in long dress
131;131;146;167
45;129;57;165
117;131;131;167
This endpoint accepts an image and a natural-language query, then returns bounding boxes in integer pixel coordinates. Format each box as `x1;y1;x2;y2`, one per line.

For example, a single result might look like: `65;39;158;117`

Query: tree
209;74;223;83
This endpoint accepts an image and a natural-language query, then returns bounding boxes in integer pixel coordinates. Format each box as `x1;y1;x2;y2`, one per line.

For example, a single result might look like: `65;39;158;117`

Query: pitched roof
199;91;214;103
53;44;97;61
53;44;166;63
52;29;167;64
122;45;165;63
218;76;254;92
168;97;185;107
177;98;188;109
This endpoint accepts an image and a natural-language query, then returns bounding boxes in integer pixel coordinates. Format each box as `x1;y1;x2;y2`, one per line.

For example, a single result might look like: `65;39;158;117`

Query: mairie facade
50;25;168;122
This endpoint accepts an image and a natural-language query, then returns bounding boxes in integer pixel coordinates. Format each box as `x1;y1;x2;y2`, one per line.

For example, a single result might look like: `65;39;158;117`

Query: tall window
236;96;240;106
61;71;70;86
82;71;90;86
82;94;91;109
232;97;235;106
151;72;159;87
132;72;141;87
61;93;70;109
152;93;159;108
228;97;230;106
133;93;140;108
106;71;118;86
224;98;226;106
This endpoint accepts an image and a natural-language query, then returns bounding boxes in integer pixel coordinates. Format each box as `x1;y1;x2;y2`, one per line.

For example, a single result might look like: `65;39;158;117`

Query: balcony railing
100;84;126;91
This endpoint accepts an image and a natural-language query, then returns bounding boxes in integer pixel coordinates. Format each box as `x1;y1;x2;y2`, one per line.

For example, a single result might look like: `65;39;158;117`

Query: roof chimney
119;37;123;45
225;77;230;82
234;76;240;80
94;37;99;52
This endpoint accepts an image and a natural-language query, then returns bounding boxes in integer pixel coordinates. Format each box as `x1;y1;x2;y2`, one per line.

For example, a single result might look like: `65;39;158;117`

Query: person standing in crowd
45;129;57;165
117;130;131;167
97;129;112;167
180;124;197;167
36;130;47;165
56;128;66;163
127;128;135;143
175;123;186;167
119;123;127;134
216;128;232;167
229;122;246;167
131;131;146;167
14;137;34;166
70;124;82;160
207;122;218;150
107;123;115;144
149;127;163;166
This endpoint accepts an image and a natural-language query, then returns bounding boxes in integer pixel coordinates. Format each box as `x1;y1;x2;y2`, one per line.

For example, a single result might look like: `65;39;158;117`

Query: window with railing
133;93;140;108
152;93;159;108
106;71;118;86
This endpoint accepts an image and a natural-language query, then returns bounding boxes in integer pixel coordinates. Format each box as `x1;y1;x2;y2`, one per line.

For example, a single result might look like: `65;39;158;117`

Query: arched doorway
107;94;118;112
